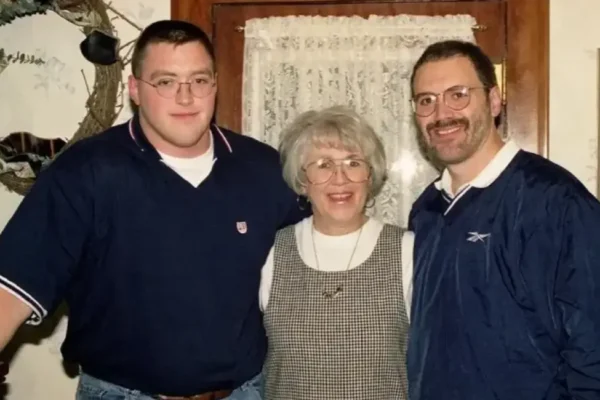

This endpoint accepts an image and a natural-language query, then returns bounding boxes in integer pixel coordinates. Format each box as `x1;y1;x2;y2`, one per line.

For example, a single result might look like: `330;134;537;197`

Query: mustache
426;118;470;133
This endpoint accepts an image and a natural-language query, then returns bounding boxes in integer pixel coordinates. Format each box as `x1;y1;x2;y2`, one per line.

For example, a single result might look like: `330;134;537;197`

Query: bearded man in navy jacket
407;40;600;400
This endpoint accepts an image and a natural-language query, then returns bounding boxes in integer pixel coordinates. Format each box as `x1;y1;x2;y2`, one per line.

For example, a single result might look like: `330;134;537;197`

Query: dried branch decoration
0;0;139;195
0;0;53;28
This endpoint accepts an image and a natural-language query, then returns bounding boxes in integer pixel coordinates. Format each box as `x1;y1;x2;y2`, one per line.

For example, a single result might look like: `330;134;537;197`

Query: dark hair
410;40;497;96
131;20;215;78
410;40;501;127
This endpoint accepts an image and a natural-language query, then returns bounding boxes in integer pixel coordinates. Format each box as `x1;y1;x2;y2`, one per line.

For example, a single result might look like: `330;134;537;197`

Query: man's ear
488;85;502;118
128;75;140;106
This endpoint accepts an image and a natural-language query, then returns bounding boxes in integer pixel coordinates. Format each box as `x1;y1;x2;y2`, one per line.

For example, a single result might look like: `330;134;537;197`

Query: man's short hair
410;40;498;95
131;20;215;78
410;40;501;127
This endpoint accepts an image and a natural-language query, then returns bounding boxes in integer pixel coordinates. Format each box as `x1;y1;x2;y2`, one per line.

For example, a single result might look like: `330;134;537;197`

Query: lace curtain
242;14;476;226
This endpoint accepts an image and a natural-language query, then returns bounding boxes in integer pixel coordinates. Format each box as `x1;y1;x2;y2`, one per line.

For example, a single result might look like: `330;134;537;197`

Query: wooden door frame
172;0;549;156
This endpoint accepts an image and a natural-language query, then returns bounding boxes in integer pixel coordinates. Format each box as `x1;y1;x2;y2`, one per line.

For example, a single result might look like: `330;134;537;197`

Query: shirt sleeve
0;150;94;325
553;192;600;396
259;246;275;312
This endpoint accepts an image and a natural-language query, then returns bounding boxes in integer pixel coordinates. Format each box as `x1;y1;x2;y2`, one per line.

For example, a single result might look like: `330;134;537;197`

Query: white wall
0;1;168;398
549;0;600;194
0;0;598;398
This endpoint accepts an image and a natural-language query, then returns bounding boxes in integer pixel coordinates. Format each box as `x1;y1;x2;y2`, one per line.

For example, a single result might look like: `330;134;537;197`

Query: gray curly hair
278;105;387;200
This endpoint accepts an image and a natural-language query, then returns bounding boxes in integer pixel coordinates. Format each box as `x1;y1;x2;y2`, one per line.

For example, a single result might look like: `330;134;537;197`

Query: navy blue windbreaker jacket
408;144;600;400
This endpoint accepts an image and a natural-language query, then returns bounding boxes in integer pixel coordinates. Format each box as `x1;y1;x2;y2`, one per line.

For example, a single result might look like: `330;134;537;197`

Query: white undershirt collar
434;140;520;197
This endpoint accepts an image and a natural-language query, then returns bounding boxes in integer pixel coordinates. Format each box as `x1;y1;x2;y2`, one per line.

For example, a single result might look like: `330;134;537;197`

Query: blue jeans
76;372;263;400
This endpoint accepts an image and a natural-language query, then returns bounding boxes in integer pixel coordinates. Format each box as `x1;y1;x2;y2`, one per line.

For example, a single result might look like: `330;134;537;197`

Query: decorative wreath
0;0;136;195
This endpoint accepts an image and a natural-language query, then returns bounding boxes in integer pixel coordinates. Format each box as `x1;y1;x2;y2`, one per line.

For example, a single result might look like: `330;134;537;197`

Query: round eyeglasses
137;77;216;99
303;158;371;185
411;85;486;117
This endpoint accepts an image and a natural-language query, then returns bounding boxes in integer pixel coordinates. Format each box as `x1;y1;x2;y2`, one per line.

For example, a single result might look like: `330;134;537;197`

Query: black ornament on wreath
0;0;125;196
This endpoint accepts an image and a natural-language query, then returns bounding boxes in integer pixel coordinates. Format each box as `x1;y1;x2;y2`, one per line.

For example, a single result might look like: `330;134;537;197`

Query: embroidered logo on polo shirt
236;221;248;234
467;232;490;243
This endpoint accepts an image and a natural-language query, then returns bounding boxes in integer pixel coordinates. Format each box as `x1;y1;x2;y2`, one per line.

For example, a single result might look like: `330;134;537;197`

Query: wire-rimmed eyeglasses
137;77;216;99
302;158;371;185
411;85;486;117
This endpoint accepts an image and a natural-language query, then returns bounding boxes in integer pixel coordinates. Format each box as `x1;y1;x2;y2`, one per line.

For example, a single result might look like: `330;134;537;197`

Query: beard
422;109;491;166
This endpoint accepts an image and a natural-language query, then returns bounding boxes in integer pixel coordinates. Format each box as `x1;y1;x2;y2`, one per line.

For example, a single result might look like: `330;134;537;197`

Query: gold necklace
311;222;364;299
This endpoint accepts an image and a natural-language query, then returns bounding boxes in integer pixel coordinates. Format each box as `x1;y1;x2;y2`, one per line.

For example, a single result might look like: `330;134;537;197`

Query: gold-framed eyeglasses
411;85;486;117
303;158;371;185
137;77;216;99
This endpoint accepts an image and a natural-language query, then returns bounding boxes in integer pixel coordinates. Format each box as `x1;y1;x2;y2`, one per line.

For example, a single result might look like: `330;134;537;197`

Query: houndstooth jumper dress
263;224;409;400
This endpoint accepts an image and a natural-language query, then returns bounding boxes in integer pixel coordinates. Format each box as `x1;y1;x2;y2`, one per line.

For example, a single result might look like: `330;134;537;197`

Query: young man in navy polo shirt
0;20;305;399
407;40;600;399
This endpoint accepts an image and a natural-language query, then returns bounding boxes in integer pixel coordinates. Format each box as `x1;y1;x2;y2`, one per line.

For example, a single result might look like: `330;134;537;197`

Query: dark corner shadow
0;303;78;400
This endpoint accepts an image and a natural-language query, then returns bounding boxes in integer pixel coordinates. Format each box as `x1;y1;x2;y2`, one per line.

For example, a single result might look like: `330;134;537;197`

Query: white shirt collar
434;140;520;197
158;131;215;166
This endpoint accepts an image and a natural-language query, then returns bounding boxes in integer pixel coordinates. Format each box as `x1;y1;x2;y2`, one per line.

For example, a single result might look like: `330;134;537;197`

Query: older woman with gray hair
259;105;414;399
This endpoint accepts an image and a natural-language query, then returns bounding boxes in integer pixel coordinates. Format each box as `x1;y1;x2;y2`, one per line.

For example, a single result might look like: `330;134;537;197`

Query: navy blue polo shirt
408;142;600;399
0;114;306;396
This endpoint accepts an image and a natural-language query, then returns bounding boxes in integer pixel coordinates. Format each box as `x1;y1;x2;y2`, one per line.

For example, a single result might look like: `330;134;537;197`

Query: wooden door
172;0;549;156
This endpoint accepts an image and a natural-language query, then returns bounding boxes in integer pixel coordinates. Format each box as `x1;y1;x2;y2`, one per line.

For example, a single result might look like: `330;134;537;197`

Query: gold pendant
322;285;343;299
